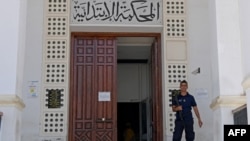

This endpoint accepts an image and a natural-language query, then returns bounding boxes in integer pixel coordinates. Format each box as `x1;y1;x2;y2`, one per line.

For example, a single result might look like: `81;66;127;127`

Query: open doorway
69;33;162;141
117;103;140;141
117;37;153;141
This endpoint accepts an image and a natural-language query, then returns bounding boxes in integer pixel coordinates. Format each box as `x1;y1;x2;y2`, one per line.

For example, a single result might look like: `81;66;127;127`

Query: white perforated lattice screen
165;0;185;14
41;112;65;134
45;39;67;60
41;0;70;137
46;0;68;14
166;18;186;37
44;63;67;83
167;64;187;85
164;0;188;136
46;17;68;36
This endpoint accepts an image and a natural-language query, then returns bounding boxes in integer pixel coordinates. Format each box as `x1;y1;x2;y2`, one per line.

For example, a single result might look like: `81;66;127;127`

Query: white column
239;0;250;124
209;0;244;141
0;0;26;141
239;0;250;78
213;0;243;96
0;0;18;94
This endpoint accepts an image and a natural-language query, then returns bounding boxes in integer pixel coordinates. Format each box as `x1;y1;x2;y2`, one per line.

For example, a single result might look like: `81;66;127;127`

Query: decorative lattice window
45;40;67;60
44;63;67;83
41;112;66;134
46;0;68;14
44;87;66;110
167;64;187;85
166;0;185;15
46;16;68;36
165;0;188;137
41;0;69;137
166;18;186;37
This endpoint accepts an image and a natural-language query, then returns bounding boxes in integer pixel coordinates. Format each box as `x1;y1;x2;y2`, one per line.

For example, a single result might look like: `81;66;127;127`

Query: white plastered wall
186;0;213;141
117;64;150;102
21;0;44;140
0;0;26;141
239;0;250;124
208;0;245;141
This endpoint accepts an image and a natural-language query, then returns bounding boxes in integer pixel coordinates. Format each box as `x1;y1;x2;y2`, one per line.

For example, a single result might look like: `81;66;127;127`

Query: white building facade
0;0;249;141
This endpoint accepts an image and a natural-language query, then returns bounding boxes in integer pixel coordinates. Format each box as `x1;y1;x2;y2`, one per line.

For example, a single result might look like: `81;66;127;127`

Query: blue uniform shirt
172;92;197;121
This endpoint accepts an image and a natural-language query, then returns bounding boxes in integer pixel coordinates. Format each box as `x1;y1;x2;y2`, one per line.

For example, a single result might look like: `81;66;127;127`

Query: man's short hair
180;80;188;86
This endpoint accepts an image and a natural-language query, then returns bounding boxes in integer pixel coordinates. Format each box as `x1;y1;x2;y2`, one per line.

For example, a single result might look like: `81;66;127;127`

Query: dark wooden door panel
95;38;117;141
151;39;163;141
69;37;117;141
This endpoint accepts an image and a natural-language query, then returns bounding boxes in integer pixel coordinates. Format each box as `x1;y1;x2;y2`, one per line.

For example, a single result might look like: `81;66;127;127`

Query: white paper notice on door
98;91;111;101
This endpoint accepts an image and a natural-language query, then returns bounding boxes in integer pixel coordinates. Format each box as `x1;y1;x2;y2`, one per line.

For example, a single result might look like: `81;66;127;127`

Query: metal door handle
96;118;112;123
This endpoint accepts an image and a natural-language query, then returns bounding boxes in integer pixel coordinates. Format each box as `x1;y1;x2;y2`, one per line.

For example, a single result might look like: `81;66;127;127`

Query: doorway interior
117;37;154;141
117;103;139;141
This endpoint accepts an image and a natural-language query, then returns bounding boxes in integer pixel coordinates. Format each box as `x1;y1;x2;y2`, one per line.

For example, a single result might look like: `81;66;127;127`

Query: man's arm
172;105;182;112
193;106;203;127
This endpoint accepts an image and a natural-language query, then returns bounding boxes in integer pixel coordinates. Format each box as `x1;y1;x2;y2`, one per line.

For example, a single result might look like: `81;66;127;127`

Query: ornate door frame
69;32;163;141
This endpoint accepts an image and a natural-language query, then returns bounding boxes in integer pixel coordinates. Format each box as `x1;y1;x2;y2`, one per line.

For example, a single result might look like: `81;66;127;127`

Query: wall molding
232;104;247;114
210;95;246;110
0;95;25;110
242;76;250;90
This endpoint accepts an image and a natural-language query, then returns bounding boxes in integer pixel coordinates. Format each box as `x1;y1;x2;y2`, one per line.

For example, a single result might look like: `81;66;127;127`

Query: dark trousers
172;120;195;141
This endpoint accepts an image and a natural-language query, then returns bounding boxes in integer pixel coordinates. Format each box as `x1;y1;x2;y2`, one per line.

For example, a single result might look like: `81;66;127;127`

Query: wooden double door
69;33;162;141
